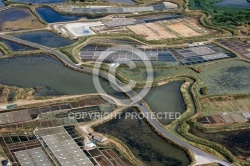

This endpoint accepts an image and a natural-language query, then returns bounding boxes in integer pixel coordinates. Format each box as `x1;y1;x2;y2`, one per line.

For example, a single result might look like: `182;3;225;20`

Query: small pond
36;7;81;23
136;81;186;125
0;7;44;31
214;0;250;8
11;30;76;48
9;0;66;4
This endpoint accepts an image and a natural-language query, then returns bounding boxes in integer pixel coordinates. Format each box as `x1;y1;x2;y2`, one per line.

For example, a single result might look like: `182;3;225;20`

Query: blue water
214;0;250;8
158;52;177;62
9;0;66;4
0;0;4;7
36;7;81;23
11;30;76;48
0;7;43;32
194;1;201;7
0;8;30;22
0;39;36;51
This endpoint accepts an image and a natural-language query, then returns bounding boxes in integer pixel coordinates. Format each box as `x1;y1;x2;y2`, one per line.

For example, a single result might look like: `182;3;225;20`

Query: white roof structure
65;22;103;38
14;147;53;166
242;112;250;119
163;2;178;8
37;127;94;166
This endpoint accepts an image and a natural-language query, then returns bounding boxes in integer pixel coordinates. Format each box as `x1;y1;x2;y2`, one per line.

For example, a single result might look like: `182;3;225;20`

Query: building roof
14;147;53;166
36;127;94;166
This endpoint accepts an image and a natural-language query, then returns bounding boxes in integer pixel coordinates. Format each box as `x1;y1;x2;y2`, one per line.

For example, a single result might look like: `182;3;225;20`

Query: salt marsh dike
0;0;249;165
0;33;232;166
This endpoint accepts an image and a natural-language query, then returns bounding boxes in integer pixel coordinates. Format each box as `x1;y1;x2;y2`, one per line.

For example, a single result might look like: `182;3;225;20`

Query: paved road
0;34;77;68
0;34;232;166
105;73;232;166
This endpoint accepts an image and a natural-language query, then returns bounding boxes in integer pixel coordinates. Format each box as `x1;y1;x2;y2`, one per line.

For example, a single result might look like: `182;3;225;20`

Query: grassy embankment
90;62;234;161
0;42;10;55
166;81;236;163
0;85;35;103
164;77;243;164
193;94;250;132
91;57;250;163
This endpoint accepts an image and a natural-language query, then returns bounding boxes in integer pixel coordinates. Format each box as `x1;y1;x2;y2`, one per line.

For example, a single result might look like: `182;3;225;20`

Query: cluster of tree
212;10;250;28
200;87;208;95
189;0;250;29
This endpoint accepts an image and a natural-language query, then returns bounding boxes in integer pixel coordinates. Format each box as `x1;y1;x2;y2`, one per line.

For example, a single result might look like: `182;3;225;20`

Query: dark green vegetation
94;108;191;166
199;87;208;95
189;0;250;30
190;127;250;159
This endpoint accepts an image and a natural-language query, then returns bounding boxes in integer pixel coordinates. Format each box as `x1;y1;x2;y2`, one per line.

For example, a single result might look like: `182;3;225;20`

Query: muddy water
136;81;186;125
0;54;191;165
0;54;126;99
94;108;191;166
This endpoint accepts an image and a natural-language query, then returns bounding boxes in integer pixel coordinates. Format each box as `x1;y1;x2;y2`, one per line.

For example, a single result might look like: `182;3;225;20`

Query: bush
200;87;208;95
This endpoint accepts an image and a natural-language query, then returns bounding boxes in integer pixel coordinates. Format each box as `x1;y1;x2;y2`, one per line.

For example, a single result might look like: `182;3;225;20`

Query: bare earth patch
167;22;200;37
127;23;177;40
